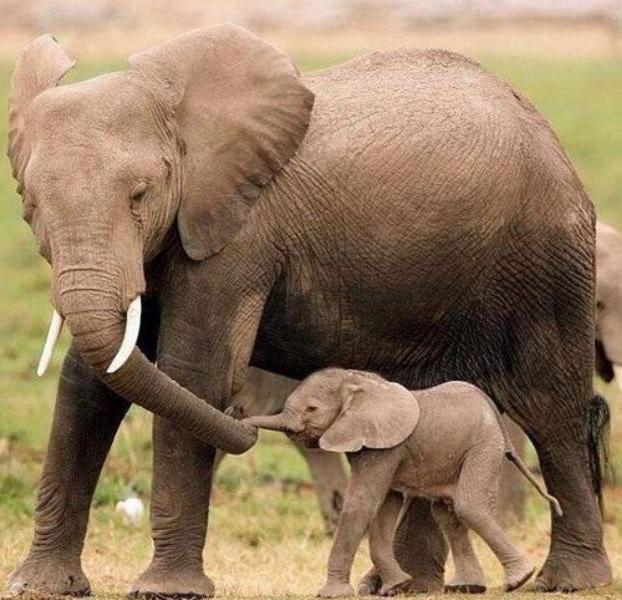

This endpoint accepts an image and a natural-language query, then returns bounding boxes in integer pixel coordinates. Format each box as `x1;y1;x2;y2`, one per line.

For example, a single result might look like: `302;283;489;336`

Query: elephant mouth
289;430;319;448
34;273;257;454
37;296;142;377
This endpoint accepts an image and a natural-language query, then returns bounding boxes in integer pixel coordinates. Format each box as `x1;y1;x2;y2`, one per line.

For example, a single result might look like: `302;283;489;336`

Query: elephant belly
252;49;593;391
391;457;460;501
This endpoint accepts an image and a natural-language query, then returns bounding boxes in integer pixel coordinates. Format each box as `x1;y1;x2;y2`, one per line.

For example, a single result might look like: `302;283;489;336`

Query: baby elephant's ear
319;375;419;453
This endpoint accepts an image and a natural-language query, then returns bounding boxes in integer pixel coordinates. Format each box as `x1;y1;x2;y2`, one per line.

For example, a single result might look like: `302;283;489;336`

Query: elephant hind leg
453;451;533;592
431;500;486;593
530;422;612;592
392;497;447;593
366;491;411;596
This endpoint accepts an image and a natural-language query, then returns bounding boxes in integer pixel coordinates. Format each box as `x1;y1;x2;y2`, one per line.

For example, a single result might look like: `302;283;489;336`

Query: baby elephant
244;368;562;597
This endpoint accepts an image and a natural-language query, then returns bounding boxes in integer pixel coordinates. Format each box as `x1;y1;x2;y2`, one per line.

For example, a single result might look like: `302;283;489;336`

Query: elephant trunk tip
243;411;303;434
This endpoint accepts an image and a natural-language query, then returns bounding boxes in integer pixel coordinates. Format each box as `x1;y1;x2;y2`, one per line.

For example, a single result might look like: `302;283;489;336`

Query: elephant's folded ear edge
129;24;315;260
8;35;75;192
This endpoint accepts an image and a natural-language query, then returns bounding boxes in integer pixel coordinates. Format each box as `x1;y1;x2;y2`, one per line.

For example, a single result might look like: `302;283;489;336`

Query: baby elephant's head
243;368;419;452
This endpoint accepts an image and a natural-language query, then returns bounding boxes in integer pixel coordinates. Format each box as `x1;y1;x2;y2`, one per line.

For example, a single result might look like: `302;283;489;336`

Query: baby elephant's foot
317;581;355;598
445;583;487;594
504;560;535;592
379;578;413;597
357;567;382;595
445;573;486;594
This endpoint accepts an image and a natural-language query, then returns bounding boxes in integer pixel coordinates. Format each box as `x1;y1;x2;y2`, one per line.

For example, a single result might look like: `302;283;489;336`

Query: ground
2;26;622;599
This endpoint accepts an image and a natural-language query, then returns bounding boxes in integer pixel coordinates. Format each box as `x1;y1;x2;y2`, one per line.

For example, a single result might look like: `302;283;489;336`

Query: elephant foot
316;581;355;598
398;576;443;594
7;556;90;597
534;550;612;592
503;562;534;592
357;567;382;596
445;583;487;593
129;565;214;599
378;577;415;597
445;571;486;594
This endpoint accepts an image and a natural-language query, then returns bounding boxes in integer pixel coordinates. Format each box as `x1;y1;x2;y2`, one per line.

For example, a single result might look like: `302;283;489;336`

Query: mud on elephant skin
6;24;609;597
245;368;564;597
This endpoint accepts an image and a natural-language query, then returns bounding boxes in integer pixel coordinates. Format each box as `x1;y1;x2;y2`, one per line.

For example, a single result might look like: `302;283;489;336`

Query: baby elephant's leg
431;500;486;593
364;491;411;596
454;451;534;591
318;448;403;598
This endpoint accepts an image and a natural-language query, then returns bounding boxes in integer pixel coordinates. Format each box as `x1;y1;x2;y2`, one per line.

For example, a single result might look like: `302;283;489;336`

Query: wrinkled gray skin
226;369;523;534
595;221;622;387
221;368;348;534
245;369;562;597
7;25;608;597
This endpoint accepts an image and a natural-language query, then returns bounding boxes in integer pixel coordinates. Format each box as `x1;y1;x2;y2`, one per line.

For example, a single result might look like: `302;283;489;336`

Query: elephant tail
505;450;563;517
587;393;612;515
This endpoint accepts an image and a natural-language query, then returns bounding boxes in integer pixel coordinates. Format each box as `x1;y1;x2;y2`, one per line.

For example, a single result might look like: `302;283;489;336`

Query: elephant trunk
52;270;256;454
244;409;303;433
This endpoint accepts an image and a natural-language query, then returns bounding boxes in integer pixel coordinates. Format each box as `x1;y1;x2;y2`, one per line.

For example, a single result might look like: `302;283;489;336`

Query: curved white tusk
37;310;64;377
107;296;142;374
613;365;622;395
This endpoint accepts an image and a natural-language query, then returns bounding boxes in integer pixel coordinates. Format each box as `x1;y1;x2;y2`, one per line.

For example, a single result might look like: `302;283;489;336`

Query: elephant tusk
37;310;64;377
613;365;622;395
107;296;142;374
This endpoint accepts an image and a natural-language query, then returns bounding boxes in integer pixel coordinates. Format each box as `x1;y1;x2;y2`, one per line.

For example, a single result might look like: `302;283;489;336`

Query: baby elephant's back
413;382;505;453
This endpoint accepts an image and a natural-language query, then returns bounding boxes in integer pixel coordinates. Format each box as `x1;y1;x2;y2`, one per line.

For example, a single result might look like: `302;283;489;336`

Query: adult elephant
595;221;622;387
6;26;609;596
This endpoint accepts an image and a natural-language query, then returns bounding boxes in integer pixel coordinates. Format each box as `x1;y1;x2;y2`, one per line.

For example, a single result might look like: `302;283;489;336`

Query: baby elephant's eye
307;405;319;412
130;181;149;202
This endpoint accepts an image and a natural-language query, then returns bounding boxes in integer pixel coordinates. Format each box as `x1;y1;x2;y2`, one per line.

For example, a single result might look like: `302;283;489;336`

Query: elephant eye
130;181;149;202
596;300;604;311
307;405;319;412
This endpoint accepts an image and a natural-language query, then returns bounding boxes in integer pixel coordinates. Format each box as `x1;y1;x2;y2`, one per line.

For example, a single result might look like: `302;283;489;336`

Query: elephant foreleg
7;297;159;597
131;258;270;598
130;413;217;598
7;347;130;596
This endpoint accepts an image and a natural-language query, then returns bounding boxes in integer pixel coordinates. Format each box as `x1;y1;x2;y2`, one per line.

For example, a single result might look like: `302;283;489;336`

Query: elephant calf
244;368;562;597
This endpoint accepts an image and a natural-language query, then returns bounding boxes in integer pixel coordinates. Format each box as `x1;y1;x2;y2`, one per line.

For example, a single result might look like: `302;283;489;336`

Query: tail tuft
587;394;611;515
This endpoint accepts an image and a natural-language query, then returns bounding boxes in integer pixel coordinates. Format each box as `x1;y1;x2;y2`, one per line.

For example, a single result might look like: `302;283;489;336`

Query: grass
1;42;622;598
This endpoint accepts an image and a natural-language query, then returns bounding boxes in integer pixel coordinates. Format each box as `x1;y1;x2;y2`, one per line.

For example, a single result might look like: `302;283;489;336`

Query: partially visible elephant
6;25;609;597
245;368;562;597
595;221;622;386
220;367;348;534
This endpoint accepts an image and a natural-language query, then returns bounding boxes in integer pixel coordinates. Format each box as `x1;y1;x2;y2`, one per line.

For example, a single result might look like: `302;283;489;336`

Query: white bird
115;497;145;527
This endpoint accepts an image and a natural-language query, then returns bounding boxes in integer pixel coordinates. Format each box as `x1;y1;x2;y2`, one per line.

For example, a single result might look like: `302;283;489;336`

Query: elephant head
595;222;622;390
244;368;420;452
8;27;314;452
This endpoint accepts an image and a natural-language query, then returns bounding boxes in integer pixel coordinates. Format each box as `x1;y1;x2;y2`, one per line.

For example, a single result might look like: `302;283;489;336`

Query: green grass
1;51;622;597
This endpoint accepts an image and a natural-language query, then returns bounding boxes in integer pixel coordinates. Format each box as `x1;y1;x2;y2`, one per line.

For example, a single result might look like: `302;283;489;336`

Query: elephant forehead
28;72;155;139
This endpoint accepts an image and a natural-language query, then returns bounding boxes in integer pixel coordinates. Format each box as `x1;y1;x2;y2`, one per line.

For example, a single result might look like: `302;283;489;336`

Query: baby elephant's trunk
505;450;563;517
243;410;303;434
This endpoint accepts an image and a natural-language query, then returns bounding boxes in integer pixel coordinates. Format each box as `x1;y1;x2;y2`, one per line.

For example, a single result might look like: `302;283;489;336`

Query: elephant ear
319;373;420;453
8;35;75;189
129;25;314;260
